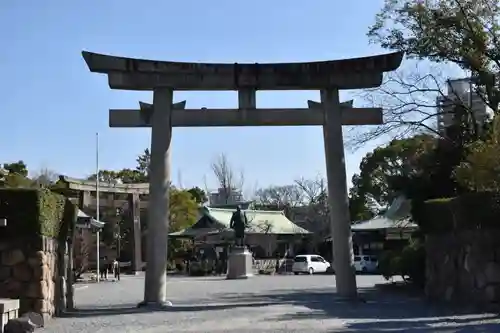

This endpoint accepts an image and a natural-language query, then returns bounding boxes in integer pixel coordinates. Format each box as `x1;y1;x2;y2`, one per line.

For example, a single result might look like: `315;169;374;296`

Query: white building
209;187;244;206
436;78;492;136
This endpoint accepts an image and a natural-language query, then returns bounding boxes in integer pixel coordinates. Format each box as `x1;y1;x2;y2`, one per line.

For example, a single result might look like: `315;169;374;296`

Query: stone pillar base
226;246;254;280
0;299;19;333
137;300;173;310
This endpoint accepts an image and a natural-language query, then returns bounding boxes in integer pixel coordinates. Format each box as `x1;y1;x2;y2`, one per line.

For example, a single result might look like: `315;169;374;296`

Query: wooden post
128;192;142;274
65;201;79;311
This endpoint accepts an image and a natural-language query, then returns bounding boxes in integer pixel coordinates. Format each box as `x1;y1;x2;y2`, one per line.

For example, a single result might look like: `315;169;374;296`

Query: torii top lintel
82;51;404;91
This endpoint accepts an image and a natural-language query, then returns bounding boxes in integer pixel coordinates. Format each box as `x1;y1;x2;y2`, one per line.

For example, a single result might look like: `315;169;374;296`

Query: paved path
40;274;500;332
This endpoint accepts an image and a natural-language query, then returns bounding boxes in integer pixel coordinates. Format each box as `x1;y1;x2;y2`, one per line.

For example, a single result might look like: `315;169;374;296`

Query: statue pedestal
226;246;253;280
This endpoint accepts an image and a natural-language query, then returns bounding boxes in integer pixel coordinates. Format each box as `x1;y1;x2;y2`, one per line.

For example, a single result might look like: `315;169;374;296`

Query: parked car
353;255;378;273
292;254;331;275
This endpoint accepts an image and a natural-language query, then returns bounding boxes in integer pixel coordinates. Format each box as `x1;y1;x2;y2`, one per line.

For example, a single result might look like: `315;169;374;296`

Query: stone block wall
426;230;500;307
0;236;58;320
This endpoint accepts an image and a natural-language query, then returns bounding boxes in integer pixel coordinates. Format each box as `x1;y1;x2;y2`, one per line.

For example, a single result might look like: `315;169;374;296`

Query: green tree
117;168;147;183
87;170;120;183
388;123;473;230
87;168;148;184
87;148;151;184
0;173;34;188
369;0;500;112
187;186;207;204
349;135;436;212
136;149;151;180
168;187;199;261
0;161;34;188
348;184;374;222
3;161;28;177
455;118;500;191
169;187;199;232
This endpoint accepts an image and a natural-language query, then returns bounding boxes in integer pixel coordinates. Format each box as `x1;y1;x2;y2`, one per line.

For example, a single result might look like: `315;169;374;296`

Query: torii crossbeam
109;100;383;127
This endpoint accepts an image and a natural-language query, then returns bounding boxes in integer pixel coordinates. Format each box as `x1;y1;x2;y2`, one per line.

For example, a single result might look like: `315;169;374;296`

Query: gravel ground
38;274;500;332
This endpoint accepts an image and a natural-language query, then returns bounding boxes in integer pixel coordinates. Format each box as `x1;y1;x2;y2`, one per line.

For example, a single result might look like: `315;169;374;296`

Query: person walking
99;256;108;280
112;258;120;281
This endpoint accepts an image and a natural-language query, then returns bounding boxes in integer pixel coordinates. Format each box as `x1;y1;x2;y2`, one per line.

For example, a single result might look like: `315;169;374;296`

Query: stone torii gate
82;51;403;307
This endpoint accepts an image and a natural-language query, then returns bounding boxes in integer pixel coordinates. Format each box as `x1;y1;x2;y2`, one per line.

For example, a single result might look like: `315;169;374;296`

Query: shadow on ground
60;301;277;318
344;318;500;332
214;286;500;332
65;283;500;331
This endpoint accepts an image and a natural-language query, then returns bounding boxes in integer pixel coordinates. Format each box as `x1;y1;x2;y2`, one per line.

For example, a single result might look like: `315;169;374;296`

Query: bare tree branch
346;62;489;148
294;176;330;237
254;184;304;208
31;167;59;187
210;153;245;204
368;0;500;117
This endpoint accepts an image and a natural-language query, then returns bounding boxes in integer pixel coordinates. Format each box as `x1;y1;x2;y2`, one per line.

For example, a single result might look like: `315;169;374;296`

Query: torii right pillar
321;89;357;298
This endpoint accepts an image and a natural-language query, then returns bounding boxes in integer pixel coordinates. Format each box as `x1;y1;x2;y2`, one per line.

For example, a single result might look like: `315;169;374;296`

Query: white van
353;255;378;273
292;254;331;275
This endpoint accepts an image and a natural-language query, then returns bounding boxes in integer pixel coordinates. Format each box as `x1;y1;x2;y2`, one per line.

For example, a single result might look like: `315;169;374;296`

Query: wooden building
170;207;311;259
350;216;418;256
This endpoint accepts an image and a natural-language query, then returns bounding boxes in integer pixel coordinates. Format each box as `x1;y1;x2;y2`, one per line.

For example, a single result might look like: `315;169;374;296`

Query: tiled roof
206;207;310;234
384;196;412;220
170;207;310;237
75;209;105;229
351;216;417;231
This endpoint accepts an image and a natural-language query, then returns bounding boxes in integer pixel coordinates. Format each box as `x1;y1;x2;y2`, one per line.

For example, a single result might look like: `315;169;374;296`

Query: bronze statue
230;205;248;246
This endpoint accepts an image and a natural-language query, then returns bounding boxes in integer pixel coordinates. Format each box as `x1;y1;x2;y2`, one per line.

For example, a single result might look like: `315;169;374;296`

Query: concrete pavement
39;274;500;332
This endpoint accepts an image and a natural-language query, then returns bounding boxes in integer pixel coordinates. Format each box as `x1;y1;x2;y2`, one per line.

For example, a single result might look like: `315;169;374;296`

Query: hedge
420;192;500;233
0;188;67;239
378;239;426;288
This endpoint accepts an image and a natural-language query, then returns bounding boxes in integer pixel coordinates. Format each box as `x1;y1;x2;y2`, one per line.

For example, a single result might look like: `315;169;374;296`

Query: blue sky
1;0;393;193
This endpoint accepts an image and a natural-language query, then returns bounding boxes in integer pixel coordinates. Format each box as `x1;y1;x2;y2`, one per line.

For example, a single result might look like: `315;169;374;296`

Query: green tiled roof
351;216;417;231
170;207;310;237
206;207;310;234
75;209;105;229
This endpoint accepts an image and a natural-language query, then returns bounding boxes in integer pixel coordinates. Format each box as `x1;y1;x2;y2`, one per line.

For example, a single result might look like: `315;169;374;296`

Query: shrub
0;188;65;240
377;239;426;288
188;260;213;276
175;261;186;272
454;127;500;192
418;197;455;234
378;250;400;281
400;239;426;288
167;261;177;271
420;193;500;234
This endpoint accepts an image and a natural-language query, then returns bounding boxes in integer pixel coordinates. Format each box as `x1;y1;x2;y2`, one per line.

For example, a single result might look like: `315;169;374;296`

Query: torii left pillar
138;88;173;308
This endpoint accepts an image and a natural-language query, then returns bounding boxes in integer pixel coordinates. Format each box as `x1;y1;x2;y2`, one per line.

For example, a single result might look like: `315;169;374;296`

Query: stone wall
426;230;500;307
0;236;58;320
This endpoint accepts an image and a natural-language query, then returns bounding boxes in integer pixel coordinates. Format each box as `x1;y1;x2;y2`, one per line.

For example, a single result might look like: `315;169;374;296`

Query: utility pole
96;132;100;283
